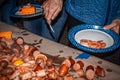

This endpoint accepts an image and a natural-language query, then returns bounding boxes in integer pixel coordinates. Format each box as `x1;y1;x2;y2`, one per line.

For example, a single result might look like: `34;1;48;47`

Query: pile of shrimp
0;37;106;80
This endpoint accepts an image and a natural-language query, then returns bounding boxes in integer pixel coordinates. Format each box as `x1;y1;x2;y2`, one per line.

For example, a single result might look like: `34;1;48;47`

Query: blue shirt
66;0;120;26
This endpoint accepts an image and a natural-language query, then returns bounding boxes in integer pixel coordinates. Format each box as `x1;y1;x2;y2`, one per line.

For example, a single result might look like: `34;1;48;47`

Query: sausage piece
95;66;105;77
0;60;9;68
77;60;84;69
69;57;75;66
64;74;73;80
58;64;69;77
72;60;84;71
62;59;71;67
85;65;95;80
73;60;84;71
1;67;14;75
16;37;24;45
72;63;81;71
48;71;58;79
76;69;84;77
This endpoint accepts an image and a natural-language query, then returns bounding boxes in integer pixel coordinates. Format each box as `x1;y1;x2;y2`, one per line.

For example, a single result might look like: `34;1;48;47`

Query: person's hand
103;19;120;34
42;0;63;24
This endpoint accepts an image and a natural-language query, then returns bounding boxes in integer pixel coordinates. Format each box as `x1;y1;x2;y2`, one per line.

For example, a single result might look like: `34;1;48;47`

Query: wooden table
0;21;120;80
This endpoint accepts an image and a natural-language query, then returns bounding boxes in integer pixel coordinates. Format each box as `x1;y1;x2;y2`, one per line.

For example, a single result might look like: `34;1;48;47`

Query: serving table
0;21;120;80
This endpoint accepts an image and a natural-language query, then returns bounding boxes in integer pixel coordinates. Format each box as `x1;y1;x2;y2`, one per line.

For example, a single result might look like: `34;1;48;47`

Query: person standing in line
42;0;120;65
42;0;120;34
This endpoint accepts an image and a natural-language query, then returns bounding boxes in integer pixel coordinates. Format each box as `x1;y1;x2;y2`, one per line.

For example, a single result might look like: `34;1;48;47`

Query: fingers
103;22;117;30
42;0;63;24
51;0;63;20
112;26;120;34
42;0;49;17
103;20;120;34
46;7;62;24
52;3;63;20
42;0;48;8
47;7;58;21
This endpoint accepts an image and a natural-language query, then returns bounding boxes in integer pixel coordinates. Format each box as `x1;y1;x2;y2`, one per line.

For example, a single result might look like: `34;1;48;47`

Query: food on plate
80;39;106;48
0;31;12;39
0;36;106;79
21;3;36;15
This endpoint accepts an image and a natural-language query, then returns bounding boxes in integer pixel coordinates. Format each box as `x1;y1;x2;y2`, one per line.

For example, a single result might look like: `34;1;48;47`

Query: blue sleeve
116;5;120;19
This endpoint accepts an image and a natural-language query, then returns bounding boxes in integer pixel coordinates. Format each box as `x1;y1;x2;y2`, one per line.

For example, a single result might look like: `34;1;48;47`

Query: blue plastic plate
10;4;43;18
68;24;120;53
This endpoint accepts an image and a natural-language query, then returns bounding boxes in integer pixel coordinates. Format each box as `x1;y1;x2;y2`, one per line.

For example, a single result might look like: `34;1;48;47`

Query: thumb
103;23;117;30
103;25;112;30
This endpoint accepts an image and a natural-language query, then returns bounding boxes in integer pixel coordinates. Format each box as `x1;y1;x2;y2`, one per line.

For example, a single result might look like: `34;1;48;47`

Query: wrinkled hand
42;0;63;24
103;19;120;34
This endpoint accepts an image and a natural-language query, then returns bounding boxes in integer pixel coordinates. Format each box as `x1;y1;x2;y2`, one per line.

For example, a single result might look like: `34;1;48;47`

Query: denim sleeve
116;5;120;19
